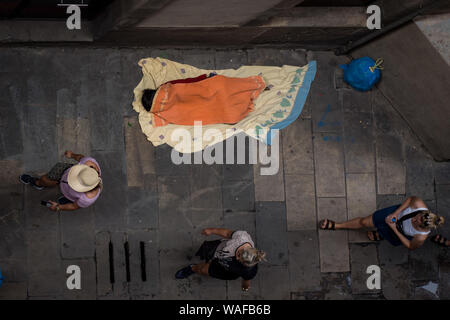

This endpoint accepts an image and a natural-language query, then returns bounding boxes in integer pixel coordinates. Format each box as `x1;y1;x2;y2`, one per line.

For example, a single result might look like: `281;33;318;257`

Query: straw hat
67;164;101;192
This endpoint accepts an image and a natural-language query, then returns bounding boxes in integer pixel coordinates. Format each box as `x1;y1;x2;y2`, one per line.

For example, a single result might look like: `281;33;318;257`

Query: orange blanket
150;75;266;127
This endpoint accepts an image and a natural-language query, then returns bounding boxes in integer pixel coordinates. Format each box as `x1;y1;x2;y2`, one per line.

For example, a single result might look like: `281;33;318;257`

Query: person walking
175;228;266;292
20;150;102;212
319;196;444;250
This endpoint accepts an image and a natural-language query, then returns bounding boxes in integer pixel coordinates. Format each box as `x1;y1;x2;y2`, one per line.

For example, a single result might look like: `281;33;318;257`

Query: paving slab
215;50;248;69
124;116;156;187
178;49;216;69
313;132;346;197
154;144;192;176
309;52;345;133
255;202;289;266
438;261;450;300
88;60;125;153
0;187;25;261
378;240;409;266
258;265;290;300
127;179;159;230
159;248;197;299
23;76;58;172
436;184;450;235
26;229;63;297
381;264;412;300
222;179;255;212
187;274;227;300
409;241;440;281
226;277;262;300
433;162;450;185
127;230;159;299
0;94;23;159
350;244;380;295
158;176;193;250
60;207;95;259
24;186;60;231
317;197;349;273
56;118;90;159
190;164;223;209
91;150;127;231
346;173;376;243
254;140;285;202
285;174;316;230
282;118;314;175
0;282;28;300
343;91;375;173
405;145;434;200
376;133;406;195
94;231;113;297
223;211;256;240
288;231;321;292
110;232;129;299
62;259;97;300
376;194;405;210
191;208;224;246
247;48;307;67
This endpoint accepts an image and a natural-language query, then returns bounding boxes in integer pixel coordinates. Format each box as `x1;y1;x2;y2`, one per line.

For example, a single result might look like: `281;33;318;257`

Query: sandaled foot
319;219;336;230
367;231;383;242
431;234;450;247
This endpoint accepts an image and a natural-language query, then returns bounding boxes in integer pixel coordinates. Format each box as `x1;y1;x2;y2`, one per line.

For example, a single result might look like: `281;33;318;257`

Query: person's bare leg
321;215;374;230
192;262;210;276
35;174;58;187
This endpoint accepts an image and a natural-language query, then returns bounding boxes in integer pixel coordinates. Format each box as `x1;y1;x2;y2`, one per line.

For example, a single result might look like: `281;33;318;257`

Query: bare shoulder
410;196;427;209
85;187;100;199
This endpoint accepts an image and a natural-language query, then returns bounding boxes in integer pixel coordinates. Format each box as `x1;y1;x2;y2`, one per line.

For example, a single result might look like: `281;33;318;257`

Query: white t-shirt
214;231;254;259
398;207;430;236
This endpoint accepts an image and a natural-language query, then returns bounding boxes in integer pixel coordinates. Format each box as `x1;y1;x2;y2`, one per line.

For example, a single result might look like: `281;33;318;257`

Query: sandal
431;234;450;247
319;219;335;230
368;231;383;242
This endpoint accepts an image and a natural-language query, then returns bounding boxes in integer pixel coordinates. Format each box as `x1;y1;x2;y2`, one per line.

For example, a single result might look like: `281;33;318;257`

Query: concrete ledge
0;21;92;42
261;7;367;27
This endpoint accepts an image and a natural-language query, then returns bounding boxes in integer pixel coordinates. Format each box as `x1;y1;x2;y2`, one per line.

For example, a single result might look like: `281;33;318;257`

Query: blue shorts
372;205;412;246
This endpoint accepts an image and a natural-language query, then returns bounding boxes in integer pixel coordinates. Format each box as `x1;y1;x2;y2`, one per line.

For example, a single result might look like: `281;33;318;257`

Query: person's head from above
414;211;445;230
237;247;266;267
68;164;102;193
142;89;156;112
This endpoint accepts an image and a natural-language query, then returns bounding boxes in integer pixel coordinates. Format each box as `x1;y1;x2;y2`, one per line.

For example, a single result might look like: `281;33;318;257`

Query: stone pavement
0;47;449;300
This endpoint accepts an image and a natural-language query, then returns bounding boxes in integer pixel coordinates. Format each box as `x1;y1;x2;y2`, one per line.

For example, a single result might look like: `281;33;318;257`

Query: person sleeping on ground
141;73;266;127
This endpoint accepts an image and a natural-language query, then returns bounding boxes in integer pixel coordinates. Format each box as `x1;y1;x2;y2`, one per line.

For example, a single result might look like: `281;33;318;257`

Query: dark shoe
20;174;44;190
175;265;194;279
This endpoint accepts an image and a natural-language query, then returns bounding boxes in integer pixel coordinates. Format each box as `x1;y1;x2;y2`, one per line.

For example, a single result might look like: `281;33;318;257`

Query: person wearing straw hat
20;150;102;211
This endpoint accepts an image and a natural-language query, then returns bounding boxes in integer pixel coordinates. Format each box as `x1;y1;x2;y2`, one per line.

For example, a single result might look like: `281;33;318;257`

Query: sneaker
20;174;43;190
175;265;195;279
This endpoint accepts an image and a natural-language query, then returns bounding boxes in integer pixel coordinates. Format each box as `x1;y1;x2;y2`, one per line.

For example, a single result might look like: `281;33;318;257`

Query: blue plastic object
0;267;3;288
339;57;381;91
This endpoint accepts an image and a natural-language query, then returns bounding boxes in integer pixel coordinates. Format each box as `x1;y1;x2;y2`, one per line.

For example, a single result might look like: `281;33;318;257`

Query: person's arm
387;221;426;250
241;279;251;292
385;196;418;224
201;228;233;239
48;201;81;212
64;150;85;162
